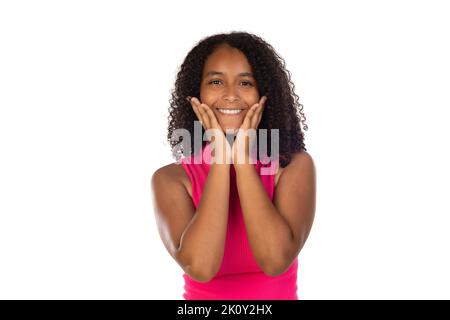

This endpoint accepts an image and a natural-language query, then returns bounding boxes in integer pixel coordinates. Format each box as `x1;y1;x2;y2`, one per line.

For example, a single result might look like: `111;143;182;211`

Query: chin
222;127;239;134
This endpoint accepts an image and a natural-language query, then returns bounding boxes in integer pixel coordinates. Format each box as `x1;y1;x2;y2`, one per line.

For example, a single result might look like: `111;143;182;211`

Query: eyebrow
205;71;254;77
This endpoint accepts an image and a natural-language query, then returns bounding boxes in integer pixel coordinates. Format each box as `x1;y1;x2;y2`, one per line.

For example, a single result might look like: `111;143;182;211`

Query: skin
199;44;261;133
151;44;316;282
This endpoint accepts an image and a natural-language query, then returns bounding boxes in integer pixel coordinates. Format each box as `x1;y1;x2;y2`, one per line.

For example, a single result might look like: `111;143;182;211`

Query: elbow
262;263;288;277
260;255;292;277
176;250;218;283
262;238;304;277
186;263;217;283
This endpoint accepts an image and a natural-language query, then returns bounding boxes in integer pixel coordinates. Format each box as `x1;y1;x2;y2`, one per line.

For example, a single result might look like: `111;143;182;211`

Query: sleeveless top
179;142;299;300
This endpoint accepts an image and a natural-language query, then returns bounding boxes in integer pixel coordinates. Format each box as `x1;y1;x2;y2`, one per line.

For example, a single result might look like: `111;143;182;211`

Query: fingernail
186;96;192;102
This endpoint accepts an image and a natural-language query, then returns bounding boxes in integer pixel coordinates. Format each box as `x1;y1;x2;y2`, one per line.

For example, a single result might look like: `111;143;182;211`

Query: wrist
233;162;256;175
210;162;231;170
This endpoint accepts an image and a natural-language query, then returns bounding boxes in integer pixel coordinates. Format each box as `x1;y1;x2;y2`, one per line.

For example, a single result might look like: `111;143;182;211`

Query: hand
188;96;232;164
232;96;267;165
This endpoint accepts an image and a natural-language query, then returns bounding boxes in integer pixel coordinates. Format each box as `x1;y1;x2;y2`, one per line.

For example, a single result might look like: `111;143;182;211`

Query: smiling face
200;44;260;133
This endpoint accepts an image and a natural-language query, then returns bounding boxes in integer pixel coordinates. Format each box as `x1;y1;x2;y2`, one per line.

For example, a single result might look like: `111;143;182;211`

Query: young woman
151;32;316;300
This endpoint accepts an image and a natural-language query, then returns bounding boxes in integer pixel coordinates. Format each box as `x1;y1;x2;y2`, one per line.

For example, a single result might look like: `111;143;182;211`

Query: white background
1;0;449;299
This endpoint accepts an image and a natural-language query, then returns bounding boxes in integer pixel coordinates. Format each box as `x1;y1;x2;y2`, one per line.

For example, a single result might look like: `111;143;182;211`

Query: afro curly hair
167;31;308;168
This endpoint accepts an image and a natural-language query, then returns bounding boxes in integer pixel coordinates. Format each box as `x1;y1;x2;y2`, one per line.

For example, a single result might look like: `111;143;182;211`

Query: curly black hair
167;31;308;168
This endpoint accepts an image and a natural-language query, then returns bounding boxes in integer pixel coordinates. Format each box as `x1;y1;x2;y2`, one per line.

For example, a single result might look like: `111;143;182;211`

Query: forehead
202;44;253;76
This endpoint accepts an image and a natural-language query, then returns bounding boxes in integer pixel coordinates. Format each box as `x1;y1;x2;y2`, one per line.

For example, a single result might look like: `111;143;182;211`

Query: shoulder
151;162;192;198
276;151;315;186
290;150;315;169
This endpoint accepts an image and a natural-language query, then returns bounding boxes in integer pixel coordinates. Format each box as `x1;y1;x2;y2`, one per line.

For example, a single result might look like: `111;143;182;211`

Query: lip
216;108;245;116
214;106;246;116
215;106;245;110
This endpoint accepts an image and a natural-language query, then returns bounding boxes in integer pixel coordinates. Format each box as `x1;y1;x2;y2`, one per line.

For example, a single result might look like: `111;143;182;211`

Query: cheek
199;87;218;105
244;90;260;106
200;86;260;106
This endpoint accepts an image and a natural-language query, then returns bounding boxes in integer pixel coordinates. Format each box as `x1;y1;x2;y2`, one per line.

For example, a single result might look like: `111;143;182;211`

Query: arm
151;163;230;282
234;151;316;276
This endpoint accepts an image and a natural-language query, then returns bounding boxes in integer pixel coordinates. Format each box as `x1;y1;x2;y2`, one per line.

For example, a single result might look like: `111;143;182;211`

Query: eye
208;79;222;85
240;81;254;87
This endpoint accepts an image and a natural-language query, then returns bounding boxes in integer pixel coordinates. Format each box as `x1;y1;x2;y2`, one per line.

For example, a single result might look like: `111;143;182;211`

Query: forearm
177;163;230;280
234;164;294;273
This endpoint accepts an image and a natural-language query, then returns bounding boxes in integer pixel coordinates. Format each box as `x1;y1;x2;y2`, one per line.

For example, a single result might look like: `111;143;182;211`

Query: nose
222;86;240;103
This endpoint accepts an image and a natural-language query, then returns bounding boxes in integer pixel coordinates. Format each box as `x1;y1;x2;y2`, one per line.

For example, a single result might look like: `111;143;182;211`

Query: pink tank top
179;142;298;300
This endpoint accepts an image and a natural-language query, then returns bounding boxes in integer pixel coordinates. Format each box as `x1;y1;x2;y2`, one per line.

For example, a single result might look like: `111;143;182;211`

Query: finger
252;96;267;128
188;96;204;125
198;103;212;129
259;95;267;106
201;103;221;130
257;96;267;118
243;103;259;129
192;97;210;129
256;96;267;127
250;105;262;129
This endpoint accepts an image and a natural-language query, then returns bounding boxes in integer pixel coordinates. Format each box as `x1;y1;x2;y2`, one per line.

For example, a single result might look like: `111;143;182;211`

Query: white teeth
217;108;243;115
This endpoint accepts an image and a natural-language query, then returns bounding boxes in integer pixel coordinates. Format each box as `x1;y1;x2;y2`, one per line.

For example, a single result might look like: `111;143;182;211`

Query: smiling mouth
216;107;245;115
